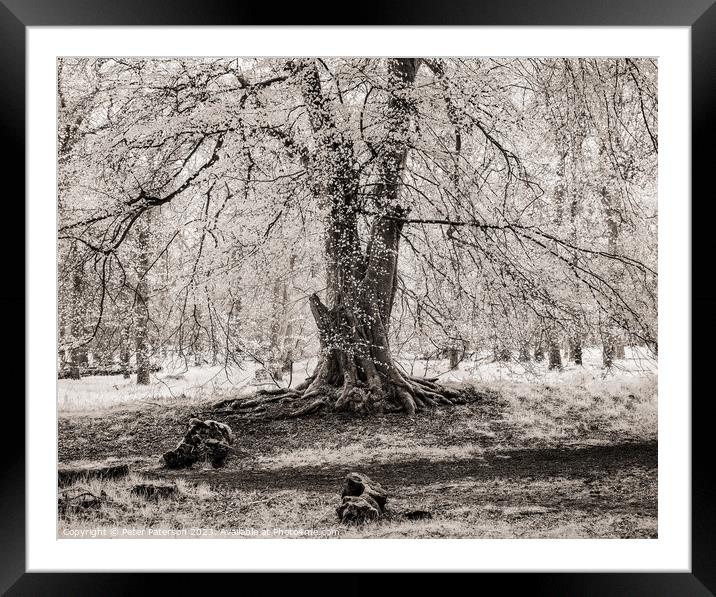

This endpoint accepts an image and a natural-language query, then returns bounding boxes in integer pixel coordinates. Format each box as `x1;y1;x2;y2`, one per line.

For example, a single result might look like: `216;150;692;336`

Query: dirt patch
152;440;655;498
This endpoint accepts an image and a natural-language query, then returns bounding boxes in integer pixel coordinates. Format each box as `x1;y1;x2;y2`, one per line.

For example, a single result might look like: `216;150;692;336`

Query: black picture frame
5;0;714;593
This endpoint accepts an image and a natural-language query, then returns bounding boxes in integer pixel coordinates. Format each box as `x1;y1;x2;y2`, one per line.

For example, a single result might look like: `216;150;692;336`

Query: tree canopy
57;57;657;412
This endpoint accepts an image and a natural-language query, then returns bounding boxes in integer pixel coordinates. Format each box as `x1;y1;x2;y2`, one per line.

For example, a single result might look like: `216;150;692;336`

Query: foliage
57;57;658;388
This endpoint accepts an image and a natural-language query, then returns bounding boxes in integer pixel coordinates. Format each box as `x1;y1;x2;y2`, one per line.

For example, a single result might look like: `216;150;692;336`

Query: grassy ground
58;363;657;539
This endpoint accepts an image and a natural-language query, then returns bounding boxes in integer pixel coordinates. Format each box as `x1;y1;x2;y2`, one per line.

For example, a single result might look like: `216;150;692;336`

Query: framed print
5;0;715;593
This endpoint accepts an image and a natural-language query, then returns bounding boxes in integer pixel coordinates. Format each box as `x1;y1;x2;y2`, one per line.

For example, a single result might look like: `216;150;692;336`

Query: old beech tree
281;58;480;415
58;57;658;415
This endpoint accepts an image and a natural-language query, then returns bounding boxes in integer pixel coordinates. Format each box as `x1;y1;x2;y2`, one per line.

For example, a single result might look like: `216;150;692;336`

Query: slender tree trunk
543;138;568;371
548;331;562;370
281;254;296;374
602;332;616;368
615;342;626;359
269;277;282;352
121;323;131;379
600;182;625;365
135;217;151;386
69;267;86;380
533;329;545;362
569;337;583;365
518;344;531;362
447;347;460;370
569;130;585;369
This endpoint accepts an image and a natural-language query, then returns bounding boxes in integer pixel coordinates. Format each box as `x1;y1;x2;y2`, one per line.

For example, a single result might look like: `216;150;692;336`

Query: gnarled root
209;371;469;419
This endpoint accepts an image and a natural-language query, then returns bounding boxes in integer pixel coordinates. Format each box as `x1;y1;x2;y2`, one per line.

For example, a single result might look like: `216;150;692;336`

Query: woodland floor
57;374;658;539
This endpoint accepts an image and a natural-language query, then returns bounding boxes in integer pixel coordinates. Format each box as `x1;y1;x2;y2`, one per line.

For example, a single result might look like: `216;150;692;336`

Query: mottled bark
246;58;465;416
602;334;616;368
548;332;562;370
121;323;131;379
518;344;531;362
68;266;86;379
615;343;626;359
569;337;583;365
600;183;625;366
135;217;151;385
447;347;460;370
280;254;296;374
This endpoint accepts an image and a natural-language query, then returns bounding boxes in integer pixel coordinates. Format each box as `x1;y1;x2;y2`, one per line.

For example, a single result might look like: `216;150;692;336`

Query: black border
5;1;714;593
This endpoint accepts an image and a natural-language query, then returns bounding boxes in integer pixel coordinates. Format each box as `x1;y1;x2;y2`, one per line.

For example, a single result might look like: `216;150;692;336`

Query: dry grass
256;438;486;470
58;469;656;539
460;374;657;446
59;472;341;539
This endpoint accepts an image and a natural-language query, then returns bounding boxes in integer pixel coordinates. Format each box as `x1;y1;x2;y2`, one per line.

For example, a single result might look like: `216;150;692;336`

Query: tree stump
130;483;178;501
58;463;129;487
162;418;233;469
336;472;387;524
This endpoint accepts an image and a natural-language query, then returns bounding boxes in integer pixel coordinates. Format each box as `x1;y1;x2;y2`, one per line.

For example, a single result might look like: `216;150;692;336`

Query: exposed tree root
210;372;482;420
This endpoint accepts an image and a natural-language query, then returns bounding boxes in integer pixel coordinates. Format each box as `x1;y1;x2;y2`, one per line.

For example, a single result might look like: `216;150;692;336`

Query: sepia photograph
56;56;658;540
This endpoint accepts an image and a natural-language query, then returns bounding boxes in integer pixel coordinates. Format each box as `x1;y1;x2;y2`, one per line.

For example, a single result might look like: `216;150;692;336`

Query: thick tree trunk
300;206;462;416
548;344;562;370
218;58;466;417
